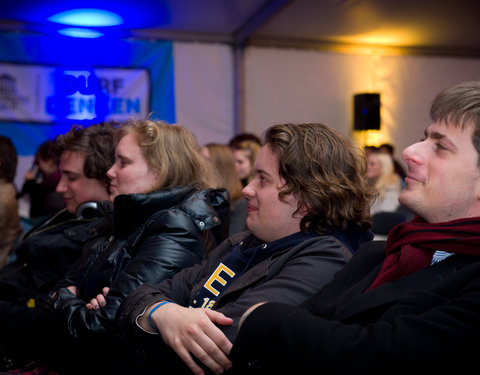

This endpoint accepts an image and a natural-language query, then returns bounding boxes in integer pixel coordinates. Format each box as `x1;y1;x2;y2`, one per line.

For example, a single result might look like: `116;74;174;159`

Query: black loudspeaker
353;93;381;130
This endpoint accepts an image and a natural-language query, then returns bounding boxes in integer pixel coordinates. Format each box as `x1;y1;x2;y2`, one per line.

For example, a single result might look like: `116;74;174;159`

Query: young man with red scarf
229;81;480;375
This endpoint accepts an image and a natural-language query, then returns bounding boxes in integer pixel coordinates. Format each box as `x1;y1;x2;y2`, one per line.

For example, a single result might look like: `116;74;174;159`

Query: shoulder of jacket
270;234;355;262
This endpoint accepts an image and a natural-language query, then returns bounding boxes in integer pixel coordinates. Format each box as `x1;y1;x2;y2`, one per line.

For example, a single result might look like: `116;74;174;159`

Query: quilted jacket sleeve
49;209;208;338
115;234;238;337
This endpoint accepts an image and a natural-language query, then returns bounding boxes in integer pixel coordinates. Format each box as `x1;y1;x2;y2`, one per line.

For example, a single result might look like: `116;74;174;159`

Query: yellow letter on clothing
203;263;236;296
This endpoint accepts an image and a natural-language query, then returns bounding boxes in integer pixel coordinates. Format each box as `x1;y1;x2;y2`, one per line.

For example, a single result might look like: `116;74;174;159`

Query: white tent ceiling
1;0;480;57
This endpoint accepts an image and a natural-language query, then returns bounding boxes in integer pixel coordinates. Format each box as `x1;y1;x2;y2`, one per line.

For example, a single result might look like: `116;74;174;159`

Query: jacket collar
97;185;196;234
99;185;227;236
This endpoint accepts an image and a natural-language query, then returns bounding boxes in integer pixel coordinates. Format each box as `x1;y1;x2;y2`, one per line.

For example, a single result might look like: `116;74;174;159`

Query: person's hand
24;169;36;181
149;303;234;375
86;287;109;310
238;302;266;329
50;285;76;301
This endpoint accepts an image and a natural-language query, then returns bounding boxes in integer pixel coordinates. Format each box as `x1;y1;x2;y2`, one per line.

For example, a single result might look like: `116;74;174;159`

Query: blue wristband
148;301;171;332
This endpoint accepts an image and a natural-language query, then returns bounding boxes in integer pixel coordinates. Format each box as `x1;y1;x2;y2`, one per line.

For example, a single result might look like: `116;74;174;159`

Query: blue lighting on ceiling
48;8;123;27
57;27;104;38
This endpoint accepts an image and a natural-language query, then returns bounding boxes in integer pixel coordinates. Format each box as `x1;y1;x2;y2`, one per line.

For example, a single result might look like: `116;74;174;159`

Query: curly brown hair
264;123;374;234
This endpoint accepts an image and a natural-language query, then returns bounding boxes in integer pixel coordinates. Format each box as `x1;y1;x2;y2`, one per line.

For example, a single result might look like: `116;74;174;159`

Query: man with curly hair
231;81;480;374
116;122;375;375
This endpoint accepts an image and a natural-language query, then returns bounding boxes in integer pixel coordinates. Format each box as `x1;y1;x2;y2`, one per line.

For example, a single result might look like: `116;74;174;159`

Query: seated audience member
378;142;407;179
202;143;247;237
115;122;375;375
0;135;21;269
367;151;402;215
230;81;480;374
232;140;261;187
18;139;65;226
363;144;377;157
367;150;406;239
0;122;116;370
228;132;261;149
42;119;229;373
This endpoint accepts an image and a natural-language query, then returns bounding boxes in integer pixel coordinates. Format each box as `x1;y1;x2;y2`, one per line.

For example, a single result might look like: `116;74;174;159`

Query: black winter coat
0;205;102;367
0;207;101;306
48;185;229;339
230;240;480;374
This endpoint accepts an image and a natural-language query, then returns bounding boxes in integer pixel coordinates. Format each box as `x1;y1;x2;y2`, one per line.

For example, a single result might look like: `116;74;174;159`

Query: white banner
0;63;150;123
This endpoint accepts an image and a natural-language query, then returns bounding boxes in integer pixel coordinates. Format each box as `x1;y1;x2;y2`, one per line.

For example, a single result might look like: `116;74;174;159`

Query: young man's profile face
56;151;110;214
242;145;304;243
399;122;480;223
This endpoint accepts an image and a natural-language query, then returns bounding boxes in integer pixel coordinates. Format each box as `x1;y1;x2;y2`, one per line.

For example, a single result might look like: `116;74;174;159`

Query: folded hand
150;303;234;375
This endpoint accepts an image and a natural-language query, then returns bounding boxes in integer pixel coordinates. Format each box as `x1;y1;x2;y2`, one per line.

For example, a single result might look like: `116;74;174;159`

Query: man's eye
436;143;448;150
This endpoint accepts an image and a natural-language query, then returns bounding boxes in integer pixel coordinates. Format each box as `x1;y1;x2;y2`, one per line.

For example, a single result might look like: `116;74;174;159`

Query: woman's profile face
367;153;382;180
106;133;161;202
234;149;252;180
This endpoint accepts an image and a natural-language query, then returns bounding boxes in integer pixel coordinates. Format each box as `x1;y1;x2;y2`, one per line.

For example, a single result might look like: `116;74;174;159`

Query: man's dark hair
55;122;117;186
35;139;60;165
430;81;480;166
228;133;261;149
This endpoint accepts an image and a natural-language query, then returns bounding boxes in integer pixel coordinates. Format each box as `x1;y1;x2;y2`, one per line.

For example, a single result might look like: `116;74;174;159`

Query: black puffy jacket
48;185;229;338
0;205;102;307
0;203;103;366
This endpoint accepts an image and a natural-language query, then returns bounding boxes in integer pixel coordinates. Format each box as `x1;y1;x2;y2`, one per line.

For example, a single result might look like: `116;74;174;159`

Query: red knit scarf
367;216;480;290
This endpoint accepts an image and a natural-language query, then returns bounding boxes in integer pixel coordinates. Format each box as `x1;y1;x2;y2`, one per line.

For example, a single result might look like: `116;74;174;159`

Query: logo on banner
0;63;150;123
0;74;29;111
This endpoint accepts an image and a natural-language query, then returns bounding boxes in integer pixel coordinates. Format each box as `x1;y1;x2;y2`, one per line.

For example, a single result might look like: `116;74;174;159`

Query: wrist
147;301;173;332
239;302;266;329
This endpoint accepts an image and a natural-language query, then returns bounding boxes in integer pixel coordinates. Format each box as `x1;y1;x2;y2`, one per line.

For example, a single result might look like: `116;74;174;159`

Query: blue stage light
48;8;123;27
57;27;104;38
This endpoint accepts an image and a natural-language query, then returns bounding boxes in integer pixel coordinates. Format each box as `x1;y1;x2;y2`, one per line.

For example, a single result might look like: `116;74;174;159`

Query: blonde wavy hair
264;123;375;234
115;119;218;190
203;143;243;201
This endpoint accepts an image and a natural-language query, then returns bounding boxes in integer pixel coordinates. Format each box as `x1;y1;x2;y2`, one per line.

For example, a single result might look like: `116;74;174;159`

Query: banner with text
0;63;150;123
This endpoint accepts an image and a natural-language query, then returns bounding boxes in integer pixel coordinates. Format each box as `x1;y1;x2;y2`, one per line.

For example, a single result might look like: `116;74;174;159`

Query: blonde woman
232;140;261;187
202;143;248;236
367;151;402;215
44;119;229;373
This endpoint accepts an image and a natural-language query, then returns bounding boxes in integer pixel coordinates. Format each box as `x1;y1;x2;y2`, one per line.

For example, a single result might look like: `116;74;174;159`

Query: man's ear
294;203;311;219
